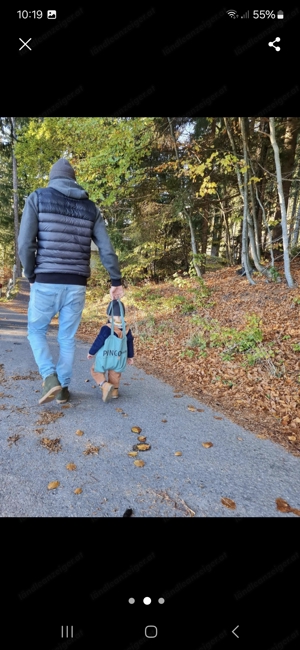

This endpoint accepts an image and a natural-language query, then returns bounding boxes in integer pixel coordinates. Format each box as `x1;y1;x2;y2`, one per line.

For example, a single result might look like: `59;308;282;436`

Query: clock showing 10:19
17;10;43;18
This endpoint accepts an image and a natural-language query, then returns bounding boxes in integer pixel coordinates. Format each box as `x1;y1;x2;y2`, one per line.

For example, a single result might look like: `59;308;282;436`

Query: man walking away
18;158;124;405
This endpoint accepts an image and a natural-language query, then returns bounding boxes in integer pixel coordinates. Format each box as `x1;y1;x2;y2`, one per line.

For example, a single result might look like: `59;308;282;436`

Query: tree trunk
271;117;299;258
224;117;263;277
291;204;300;249
200;201;209;274
269;118;295;287
185;209;202;277
289;163;300;247
255;119;270;254
167;117;202;277
10;118;21;278
211;207;222;258
240;118;255;284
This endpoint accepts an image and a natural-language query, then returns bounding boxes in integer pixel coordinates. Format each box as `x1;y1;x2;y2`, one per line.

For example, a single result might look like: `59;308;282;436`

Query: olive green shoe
39;373;62;405
56;387;70;404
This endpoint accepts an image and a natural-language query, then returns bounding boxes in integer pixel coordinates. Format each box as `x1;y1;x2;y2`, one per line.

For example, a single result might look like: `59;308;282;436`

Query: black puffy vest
35;187;97;277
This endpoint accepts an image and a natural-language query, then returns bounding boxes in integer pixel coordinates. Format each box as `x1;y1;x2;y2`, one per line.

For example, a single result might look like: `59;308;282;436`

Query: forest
1;117;300;456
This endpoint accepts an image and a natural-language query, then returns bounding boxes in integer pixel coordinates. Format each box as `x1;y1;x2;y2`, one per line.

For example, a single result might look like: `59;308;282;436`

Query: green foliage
244;346;274;367
292;343;300;352
269;266;281;281
172;271;190;288
189;313;264;361
186;333;207;350
180;349;195;359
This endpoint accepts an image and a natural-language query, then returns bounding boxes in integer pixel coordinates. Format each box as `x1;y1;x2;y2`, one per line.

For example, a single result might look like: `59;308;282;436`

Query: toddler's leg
108;370;121;398
90;365;106;385
91;365;114;402
108;370;121;388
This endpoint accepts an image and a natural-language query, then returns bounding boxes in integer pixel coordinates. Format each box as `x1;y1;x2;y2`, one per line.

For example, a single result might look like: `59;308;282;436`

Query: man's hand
127;358;134;365
87;354;94;359
110;285;124;300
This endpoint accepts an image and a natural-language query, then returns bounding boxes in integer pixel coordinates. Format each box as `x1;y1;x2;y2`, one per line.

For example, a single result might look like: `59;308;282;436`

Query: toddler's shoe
111;388;119;399
101;381;114;403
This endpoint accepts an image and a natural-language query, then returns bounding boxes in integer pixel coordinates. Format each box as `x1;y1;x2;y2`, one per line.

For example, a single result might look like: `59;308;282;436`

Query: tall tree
271;117;299;258
269;118;295;287
10;118;21;277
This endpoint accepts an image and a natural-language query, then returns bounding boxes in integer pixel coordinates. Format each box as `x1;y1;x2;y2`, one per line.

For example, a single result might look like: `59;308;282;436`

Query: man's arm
92;208;124;298
18;192;39;283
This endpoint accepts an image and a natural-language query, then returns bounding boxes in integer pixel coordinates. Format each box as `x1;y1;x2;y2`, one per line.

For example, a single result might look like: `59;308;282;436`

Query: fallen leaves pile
76;262;300;457
40;437;62;453
36;411;64;426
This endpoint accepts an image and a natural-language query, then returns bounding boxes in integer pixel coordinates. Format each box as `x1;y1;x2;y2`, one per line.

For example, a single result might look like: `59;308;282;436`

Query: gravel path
0;279;299;517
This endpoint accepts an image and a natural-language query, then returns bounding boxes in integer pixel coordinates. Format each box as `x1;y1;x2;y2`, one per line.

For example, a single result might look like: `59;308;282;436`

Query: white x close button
19;38;32;50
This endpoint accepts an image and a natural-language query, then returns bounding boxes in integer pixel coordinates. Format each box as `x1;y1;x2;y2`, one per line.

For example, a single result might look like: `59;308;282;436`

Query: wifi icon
227;9;239;18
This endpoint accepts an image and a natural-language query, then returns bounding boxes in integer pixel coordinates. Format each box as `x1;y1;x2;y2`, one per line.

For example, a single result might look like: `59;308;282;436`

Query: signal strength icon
241;10;249;18
227;10;239;18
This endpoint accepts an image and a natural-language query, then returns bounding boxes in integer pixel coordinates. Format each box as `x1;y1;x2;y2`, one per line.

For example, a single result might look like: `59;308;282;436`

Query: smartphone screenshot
1;5;299;649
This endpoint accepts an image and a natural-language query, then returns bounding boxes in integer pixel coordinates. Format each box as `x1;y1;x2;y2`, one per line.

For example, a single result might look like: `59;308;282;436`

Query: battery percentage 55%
253;10;276;19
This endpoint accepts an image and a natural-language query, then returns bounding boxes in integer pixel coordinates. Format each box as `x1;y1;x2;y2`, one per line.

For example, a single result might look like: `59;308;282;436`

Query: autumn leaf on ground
131;426;142;433
48;481;60;490
74;488;82;494
83;444;100;455
7;434;22;446
288;436;297;441
276;497;300;516
116;408;123;412
161;419;167;422
197;409;204;412
35;428;44;435
188;405;196;411
202;442;213;448
66;463;77;471
174;395;182;398
138;436;146;442
136;443;151;451
175;451;182;456
40;437;62;453
36;411;64;426
85;379;89;382
134;460;145;467
214;416;223;420
76;429;84;436
128;451;138;457
221;497;236;509
61;404;71;408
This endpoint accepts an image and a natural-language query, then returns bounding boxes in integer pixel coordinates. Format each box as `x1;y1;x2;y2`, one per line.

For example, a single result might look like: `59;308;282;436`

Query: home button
145;626;157;638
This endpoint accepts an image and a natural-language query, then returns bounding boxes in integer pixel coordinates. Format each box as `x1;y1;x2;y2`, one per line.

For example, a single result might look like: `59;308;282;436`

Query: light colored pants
27;282;86;386
90;365;121;388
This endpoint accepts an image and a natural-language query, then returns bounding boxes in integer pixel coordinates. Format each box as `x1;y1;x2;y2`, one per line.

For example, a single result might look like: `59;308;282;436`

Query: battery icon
277;10;284;19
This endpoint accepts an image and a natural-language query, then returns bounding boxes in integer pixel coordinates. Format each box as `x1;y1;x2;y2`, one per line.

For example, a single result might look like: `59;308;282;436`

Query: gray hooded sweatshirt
18;178;121;286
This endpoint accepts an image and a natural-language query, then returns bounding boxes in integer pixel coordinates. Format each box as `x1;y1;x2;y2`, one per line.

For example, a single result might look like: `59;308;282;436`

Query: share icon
268;37;280;51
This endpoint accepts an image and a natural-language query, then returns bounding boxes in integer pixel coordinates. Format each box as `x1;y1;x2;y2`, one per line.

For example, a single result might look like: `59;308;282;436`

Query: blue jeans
27;283;86;386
